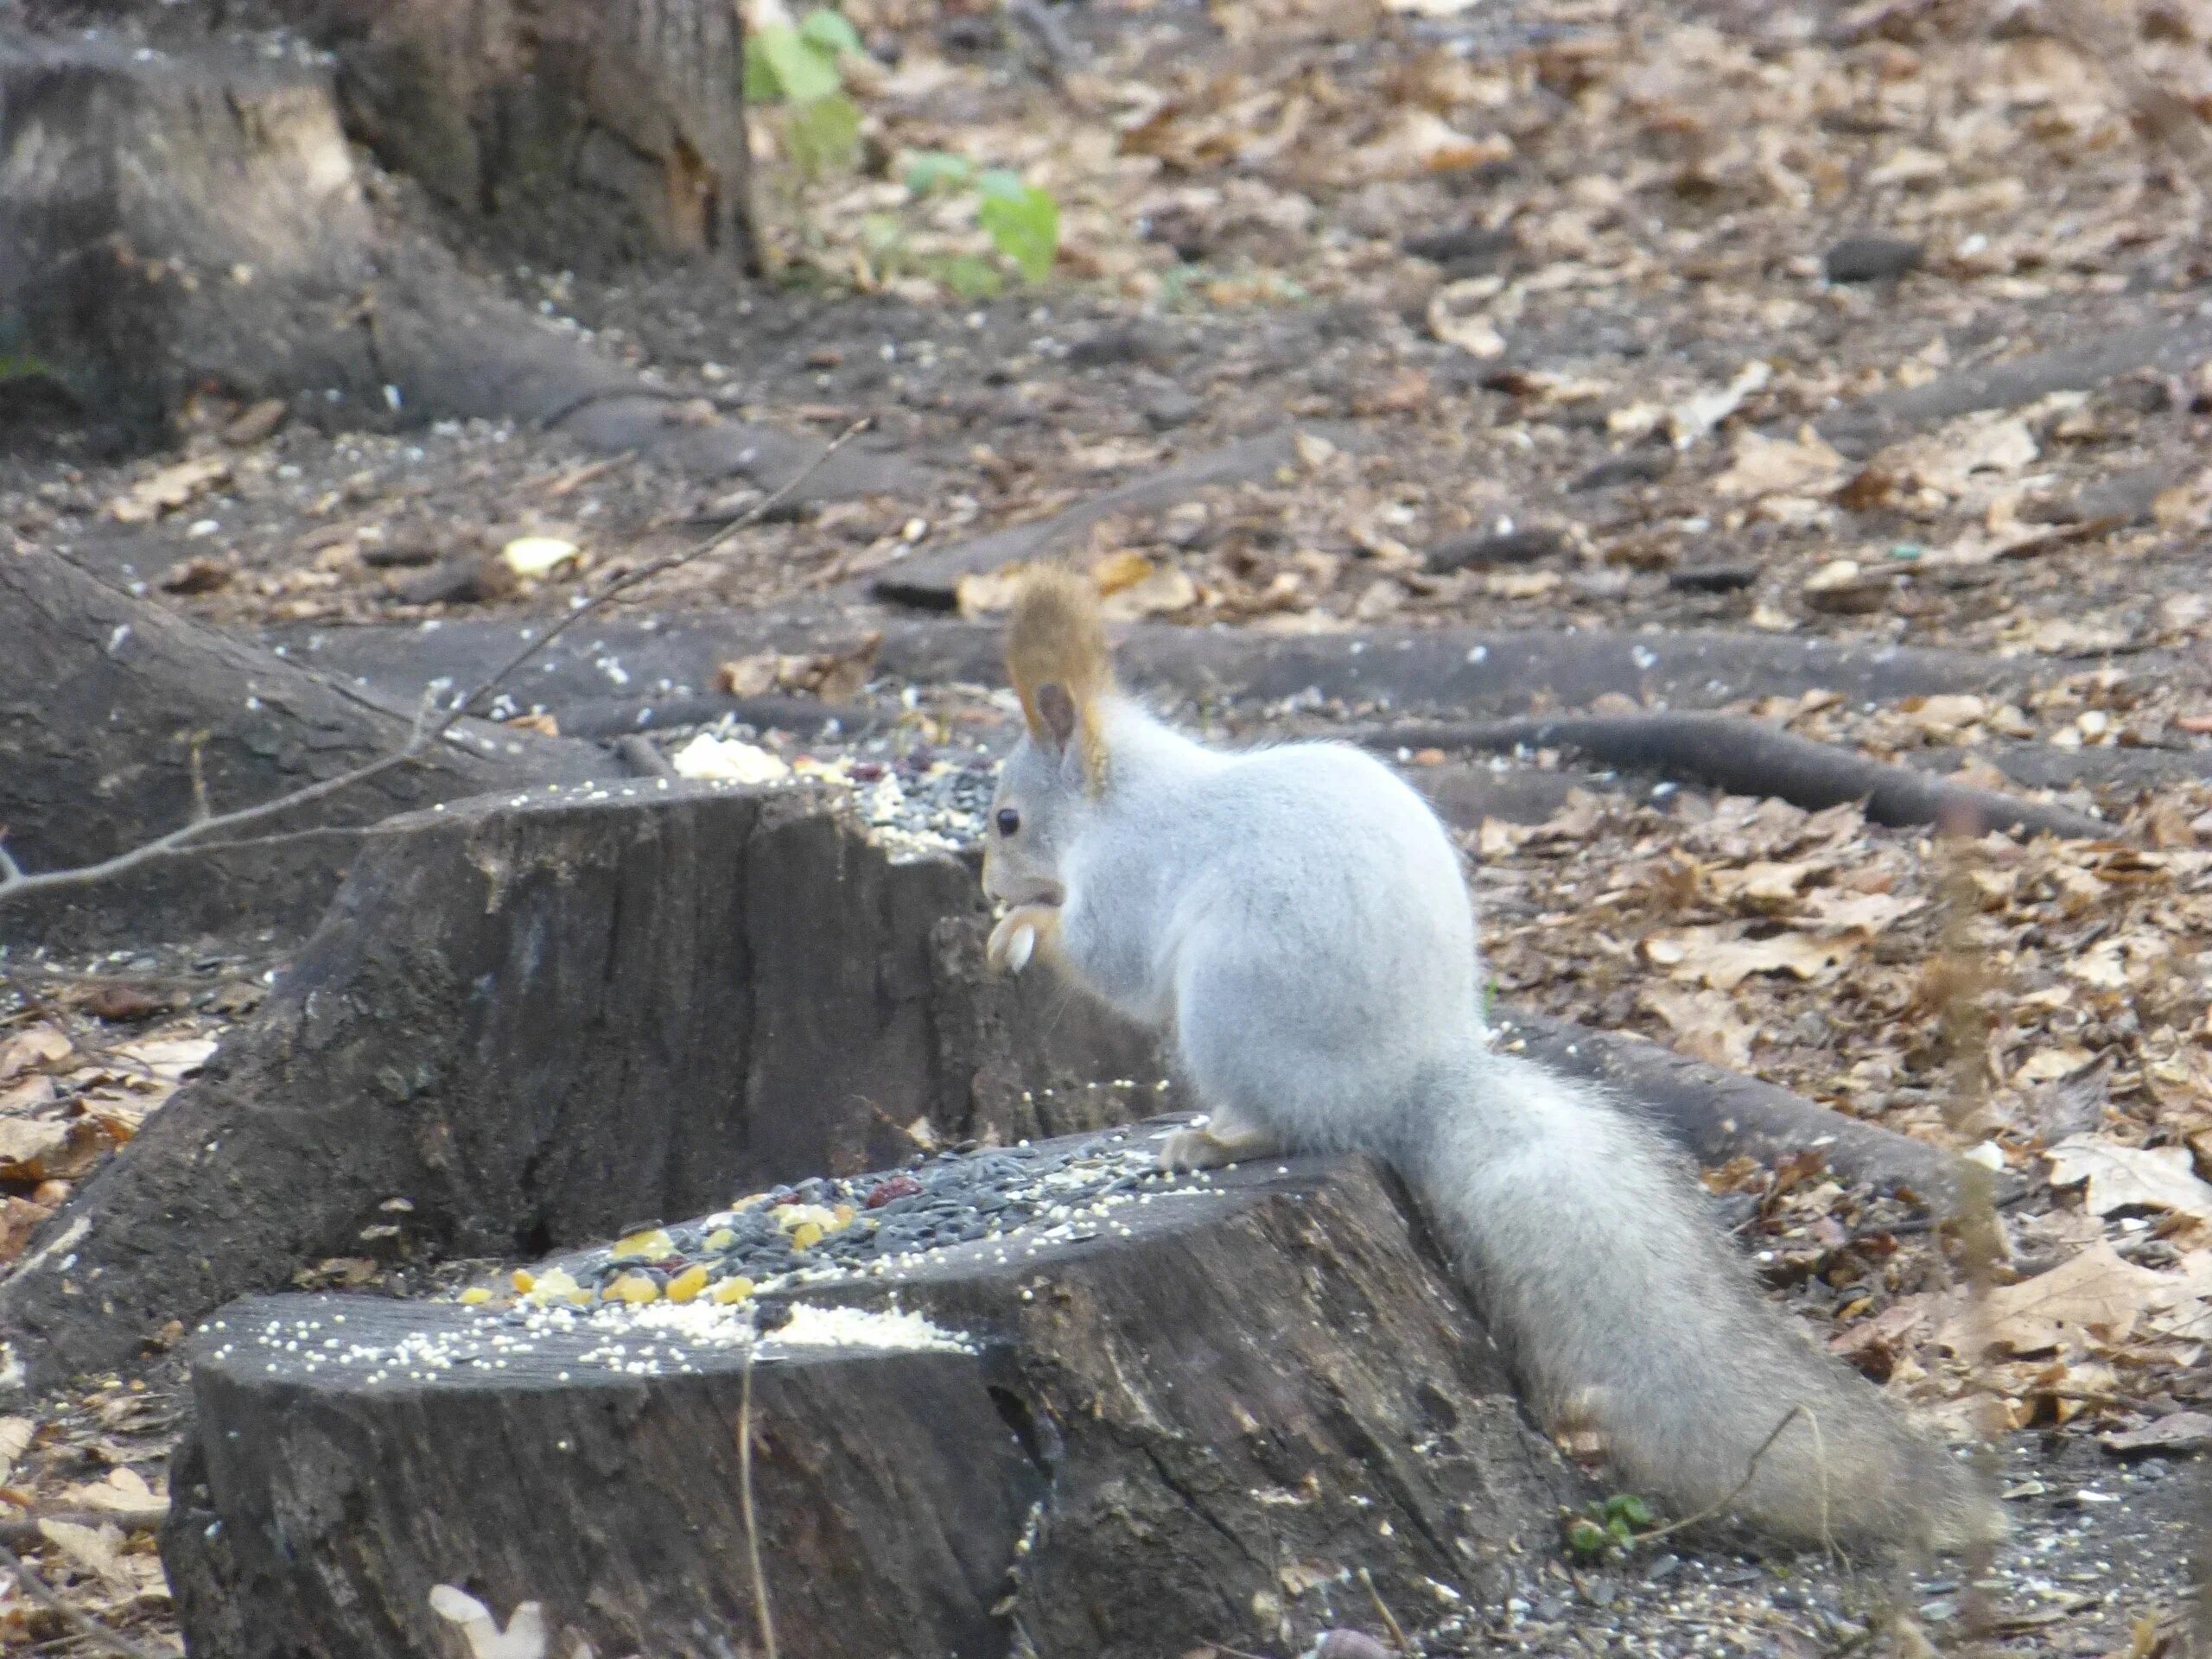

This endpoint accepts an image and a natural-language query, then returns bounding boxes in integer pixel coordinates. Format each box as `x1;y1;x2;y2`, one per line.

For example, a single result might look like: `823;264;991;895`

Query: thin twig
1356;1567;1410;1655
738;1344;778;1659
1633;1404;1815;1547
0;1538;171;1659
0;420;868;911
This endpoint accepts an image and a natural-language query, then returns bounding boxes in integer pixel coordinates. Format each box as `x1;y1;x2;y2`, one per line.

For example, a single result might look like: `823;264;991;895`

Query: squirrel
978;567;2002;1554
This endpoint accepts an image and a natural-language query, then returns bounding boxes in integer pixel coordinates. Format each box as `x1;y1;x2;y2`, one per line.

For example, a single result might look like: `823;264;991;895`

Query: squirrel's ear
1033;682;1079;751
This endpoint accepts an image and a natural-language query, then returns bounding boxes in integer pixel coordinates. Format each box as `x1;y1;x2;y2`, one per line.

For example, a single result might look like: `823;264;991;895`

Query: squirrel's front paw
987;904;1059;975
1158;1119;1279;1173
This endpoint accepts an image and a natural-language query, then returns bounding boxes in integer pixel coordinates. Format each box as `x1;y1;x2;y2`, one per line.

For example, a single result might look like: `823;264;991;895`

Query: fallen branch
1816;311;2212;456
275;614;2073;738
0;420;868;911
1491;1008;2012;1211
1351;713;2112;841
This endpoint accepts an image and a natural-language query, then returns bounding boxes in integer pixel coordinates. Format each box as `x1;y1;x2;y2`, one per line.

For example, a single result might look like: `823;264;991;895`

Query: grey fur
985;696;2001;1551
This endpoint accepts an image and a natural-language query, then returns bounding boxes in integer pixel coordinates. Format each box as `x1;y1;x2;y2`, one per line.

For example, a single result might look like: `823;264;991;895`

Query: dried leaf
956;563;1040;617
1427;280;1507;359
1641;925;1855;991
0;1116;73;1177
108;1037;218;1080
499;537;583;579
1796;888;1922;936
61;1465;162;1512
1100;563;1199;619
0;1024;73;1080
0;1415;32;1484
430;1586;550;1659
107;455;229;524
1947;1243;2176;1357
37;1517;135;1589
1668;360;1770;447
2100;1412;2212;1458
1639;984;1755;1070
1711;429;1847;499
2047;1136;2212;1224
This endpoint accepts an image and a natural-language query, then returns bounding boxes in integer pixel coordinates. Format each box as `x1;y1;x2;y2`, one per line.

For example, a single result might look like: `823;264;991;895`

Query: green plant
976;168;1059;283
900;150;1061;287
747;8;865;179
1565;1493;1657;1559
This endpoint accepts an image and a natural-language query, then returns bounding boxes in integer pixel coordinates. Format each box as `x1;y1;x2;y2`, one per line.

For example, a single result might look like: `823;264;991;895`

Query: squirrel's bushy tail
1404;1046;2002;1553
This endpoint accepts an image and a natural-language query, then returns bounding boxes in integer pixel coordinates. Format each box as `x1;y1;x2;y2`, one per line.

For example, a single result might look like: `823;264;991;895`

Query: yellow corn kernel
527;1268;580;1305
709;1276;756;1305
666;1265;711;1304
612;1228;674;1262
458;1287;493;1306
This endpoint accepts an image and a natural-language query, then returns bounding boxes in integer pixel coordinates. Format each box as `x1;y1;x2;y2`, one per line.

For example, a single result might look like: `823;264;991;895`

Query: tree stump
162;1129;1583;1659
0;779;1174;1389
0;33;899;493
308;0;756;268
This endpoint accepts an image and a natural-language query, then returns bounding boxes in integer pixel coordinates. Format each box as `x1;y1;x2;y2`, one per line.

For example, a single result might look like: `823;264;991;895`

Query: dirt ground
8;0;2212;1651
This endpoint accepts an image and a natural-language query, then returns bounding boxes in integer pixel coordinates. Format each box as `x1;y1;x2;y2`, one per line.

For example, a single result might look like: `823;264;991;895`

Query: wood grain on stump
0;781;1172;1389
162;1132;1581;1659
311;0;756;267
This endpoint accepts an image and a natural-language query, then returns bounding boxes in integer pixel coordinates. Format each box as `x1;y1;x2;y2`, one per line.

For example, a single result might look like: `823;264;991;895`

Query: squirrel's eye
995;806;1021;836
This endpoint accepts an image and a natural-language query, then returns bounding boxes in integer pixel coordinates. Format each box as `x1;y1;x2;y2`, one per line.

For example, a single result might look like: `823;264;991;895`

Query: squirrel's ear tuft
1033;682;1078;749
1006;566;1113;791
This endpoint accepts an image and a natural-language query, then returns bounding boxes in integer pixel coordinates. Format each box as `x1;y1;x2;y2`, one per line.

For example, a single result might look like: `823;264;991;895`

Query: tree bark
0;780;1177;1388
161;1135;1581;1659
308;0;757;268
0;34;897;493
0;548;603;947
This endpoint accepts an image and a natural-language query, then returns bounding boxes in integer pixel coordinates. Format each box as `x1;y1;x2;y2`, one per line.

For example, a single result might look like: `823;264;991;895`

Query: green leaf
1605;1516;1634;1546
1602;1494;1656;1529
785;92;861;179
932;252;1004;300
1565;1518;1608;1558
748;22;842;103
798;8;864;57
976;172;1059;283
905;149;976;195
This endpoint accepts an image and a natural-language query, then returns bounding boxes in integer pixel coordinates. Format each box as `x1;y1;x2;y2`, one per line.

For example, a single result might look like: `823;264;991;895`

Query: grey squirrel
979;568;2001;1553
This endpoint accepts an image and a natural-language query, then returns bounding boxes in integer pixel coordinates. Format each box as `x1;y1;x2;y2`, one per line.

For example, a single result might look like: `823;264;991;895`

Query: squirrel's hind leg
1158;1106;1282;1173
